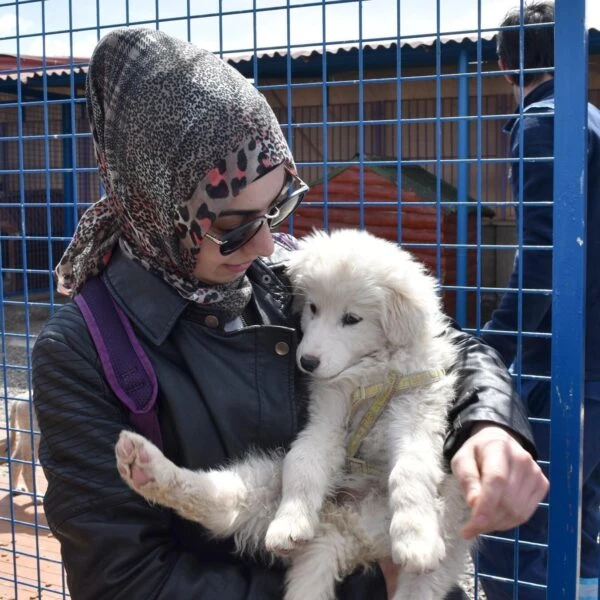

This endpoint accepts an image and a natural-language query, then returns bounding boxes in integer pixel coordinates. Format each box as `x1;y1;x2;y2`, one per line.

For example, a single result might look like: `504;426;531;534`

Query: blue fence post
61;103;75;240
456;48;469;327
547;0;587;597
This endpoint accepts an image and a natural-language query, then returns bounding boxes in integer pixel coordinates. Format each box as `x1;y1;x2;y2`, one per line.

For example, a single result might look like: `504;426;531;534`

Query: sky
0;0;598;58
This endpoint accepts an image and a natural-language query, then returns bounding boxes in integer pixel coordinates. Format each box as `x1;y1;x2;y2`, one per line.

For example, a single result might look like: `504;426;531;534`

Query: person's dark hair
497;1;554;86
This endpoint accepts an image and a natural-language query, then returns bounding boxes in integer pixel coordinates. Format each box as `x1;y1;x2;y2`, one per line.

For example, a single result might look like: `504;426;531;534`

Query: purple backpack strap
74;276;163;450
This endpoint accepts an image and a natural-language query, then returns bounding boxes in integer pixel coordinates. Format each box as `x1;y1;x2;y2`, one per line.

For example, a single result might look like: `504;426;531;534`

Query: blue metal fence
548;2;588;597
0;0;593;597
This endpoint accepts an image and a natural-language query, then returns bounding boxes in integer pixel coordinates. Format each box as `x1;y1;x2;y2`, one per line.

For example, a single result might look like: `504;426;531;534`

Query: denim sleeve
481;112;555;367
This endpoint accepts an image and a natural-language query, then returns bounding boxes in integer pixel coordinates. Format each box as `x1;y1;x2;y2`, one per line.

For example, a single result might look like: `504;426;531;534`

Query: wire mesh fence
0;0;595;597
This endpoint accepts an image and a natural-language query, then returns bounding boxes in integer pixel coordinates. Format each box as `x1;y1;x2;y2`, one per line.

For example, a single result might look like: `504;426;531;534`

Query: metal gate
0;0;593;597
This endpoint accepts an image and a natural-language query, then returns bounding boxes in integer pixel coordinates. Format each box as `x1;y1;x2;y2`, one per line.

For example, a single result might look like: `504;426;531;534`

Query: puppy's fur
116;229;472;600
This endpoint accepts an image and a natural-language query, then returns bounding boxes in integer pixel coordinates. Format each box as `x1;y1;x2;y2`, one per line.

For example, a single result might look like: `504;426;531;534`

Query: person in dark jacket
32;28;548;600
479;3;600;599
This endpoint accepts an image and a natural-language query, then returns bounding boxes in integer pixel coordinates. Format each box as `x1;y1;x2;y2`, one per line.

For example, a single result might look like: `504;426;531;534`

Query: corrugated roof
226;30;500;64
0;27;598;83
0;54;88;83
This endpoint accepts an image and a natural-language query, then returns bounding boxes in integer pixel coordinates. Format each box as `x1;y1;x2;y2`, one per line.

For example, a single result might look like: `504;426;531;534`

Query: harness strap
346;371;399;459
350;368;447;415
345;368;446;475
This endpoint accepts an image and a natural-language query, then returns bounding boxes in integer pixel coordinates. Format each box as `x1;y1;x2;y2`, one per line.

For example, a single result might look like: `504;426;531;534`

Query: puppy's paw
115;430;176;503
389;515;446;574
265;514;315;555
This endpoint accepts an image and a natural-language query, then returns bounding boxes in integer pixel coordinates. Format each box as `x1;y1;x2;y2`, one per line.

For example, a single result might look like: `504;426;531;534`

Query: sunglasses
204;170;309;256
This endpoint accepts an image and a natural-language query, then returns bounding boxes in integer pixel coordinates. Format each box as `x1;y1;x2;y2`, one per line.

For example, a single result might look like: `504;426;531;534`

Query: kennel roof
307;157;494;217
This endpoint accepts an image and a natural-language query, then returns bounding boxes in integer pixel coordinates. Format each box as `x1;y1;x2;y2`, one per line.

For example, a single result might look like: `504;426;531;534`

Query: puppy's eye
309;303;318;315
342;313;362;326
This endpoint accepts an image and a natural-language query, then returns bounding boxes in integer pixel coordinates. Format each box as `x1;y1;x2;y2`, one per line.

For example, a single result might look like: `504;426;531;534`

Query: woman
32;28;547;600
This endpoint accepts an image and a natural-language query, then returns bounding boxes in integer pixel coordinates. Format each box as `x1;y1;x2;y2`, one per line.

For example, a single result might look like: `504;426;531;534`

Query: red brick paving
0;466;68;599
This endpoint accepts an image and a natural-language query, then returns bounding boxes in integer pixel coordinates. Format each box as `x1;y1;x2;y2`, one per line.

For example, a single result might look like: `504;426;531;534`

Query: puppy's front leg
386;397;448;574
265;387;349;554
116;430;250;533
116;430;282;545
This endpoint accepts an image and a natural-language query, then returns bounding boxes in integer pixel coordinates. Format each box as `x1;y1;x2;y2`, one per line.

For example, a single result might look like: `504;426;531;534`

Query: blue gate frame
548;1;587;597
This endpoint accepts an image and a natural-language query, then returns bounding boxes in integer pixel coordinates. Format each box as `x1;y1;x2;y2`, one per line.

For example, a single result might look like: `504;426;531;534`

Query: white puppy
116;229;472;600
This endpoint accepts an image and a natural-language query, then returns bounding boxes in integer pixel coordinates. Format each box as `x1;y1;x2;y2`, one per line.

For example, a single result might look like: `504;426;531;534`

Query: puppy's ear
379;246;441;347
380;282;429;348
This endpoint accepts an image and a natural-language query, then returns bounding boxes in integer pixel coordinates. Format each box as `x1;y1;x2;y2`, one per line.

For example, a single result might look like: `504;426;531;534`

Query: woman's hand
451;423;549;539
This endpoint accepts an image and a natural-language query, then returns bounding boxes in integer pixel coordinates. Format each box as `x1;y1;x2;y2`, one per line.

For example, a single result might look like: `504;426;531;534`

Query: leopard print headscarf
56;28;295;317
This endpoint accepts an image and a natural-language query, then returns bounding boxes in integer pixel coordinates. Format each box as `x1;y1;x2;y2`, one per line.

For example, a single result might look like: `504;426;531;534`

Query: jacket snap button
204;315;219;328
275;341;289;356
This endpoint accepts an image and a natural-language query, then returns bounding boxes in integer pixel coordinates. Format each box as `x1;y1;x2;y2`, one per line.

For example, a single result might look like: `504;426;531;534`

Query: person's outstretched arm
443;326;548;540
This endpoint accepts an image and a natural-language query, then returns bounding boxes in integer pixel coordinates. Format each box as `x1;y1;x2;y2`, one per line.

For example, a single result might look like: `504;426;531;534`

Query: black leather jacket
32;243;535;600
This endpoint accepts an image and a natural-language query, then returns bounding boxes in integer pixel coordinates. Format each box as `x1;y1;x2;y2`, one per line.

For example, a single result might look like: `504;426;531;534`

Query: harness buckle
347;457;370;475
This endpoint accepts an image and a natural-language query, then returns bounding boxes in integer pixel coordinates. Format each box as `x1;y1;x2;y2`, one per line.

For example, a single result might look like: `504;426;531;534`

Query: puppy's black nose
300;355;320;373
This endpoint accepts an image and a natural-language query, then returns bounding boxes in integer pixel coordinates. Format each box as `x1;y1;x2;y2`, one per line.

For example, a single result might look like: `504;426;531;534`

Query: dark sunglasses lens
218;174;308;255
219;219;263;255
270;188;306;227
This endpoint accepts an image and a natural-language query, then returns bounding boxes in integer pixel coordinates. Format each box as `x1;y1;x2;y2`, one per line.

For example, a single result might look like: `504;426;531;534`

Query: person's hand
378;557;398;598
451;423;549;539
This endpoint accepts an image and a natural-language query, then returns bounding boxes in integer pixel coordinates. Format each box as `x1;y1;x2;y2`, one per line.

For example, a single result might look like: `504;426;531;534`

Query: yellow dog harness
346;368;447;475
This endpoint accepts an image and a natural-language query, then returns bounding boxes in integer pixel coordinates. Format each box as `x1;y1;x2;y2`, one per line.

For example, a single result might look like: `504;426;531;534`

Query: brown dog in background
0;397;41;500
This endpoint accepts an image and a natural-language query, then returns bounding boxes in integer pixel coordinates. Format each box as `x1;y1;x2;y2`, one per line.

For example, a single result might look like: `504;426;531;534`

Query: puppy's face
286;229;441;380
295;284;386;379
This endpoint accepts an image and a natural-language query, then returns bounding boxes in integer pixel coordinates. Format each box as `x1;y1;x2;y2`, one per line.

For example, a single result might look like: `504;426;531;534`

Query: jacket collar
103;245;189;345
503;78;555;135
102;244;294;345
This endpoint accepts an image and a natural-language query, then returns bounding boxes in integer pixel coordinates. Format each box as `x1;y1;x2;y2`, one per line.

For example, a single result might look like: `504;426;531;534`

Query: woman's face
192;164;286;284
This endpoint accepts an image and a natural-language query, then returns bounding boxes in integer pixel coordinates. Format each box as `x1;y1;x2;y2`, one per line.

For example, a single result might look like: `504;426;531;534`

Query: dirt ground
0;466;66;600
1;295;64;399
